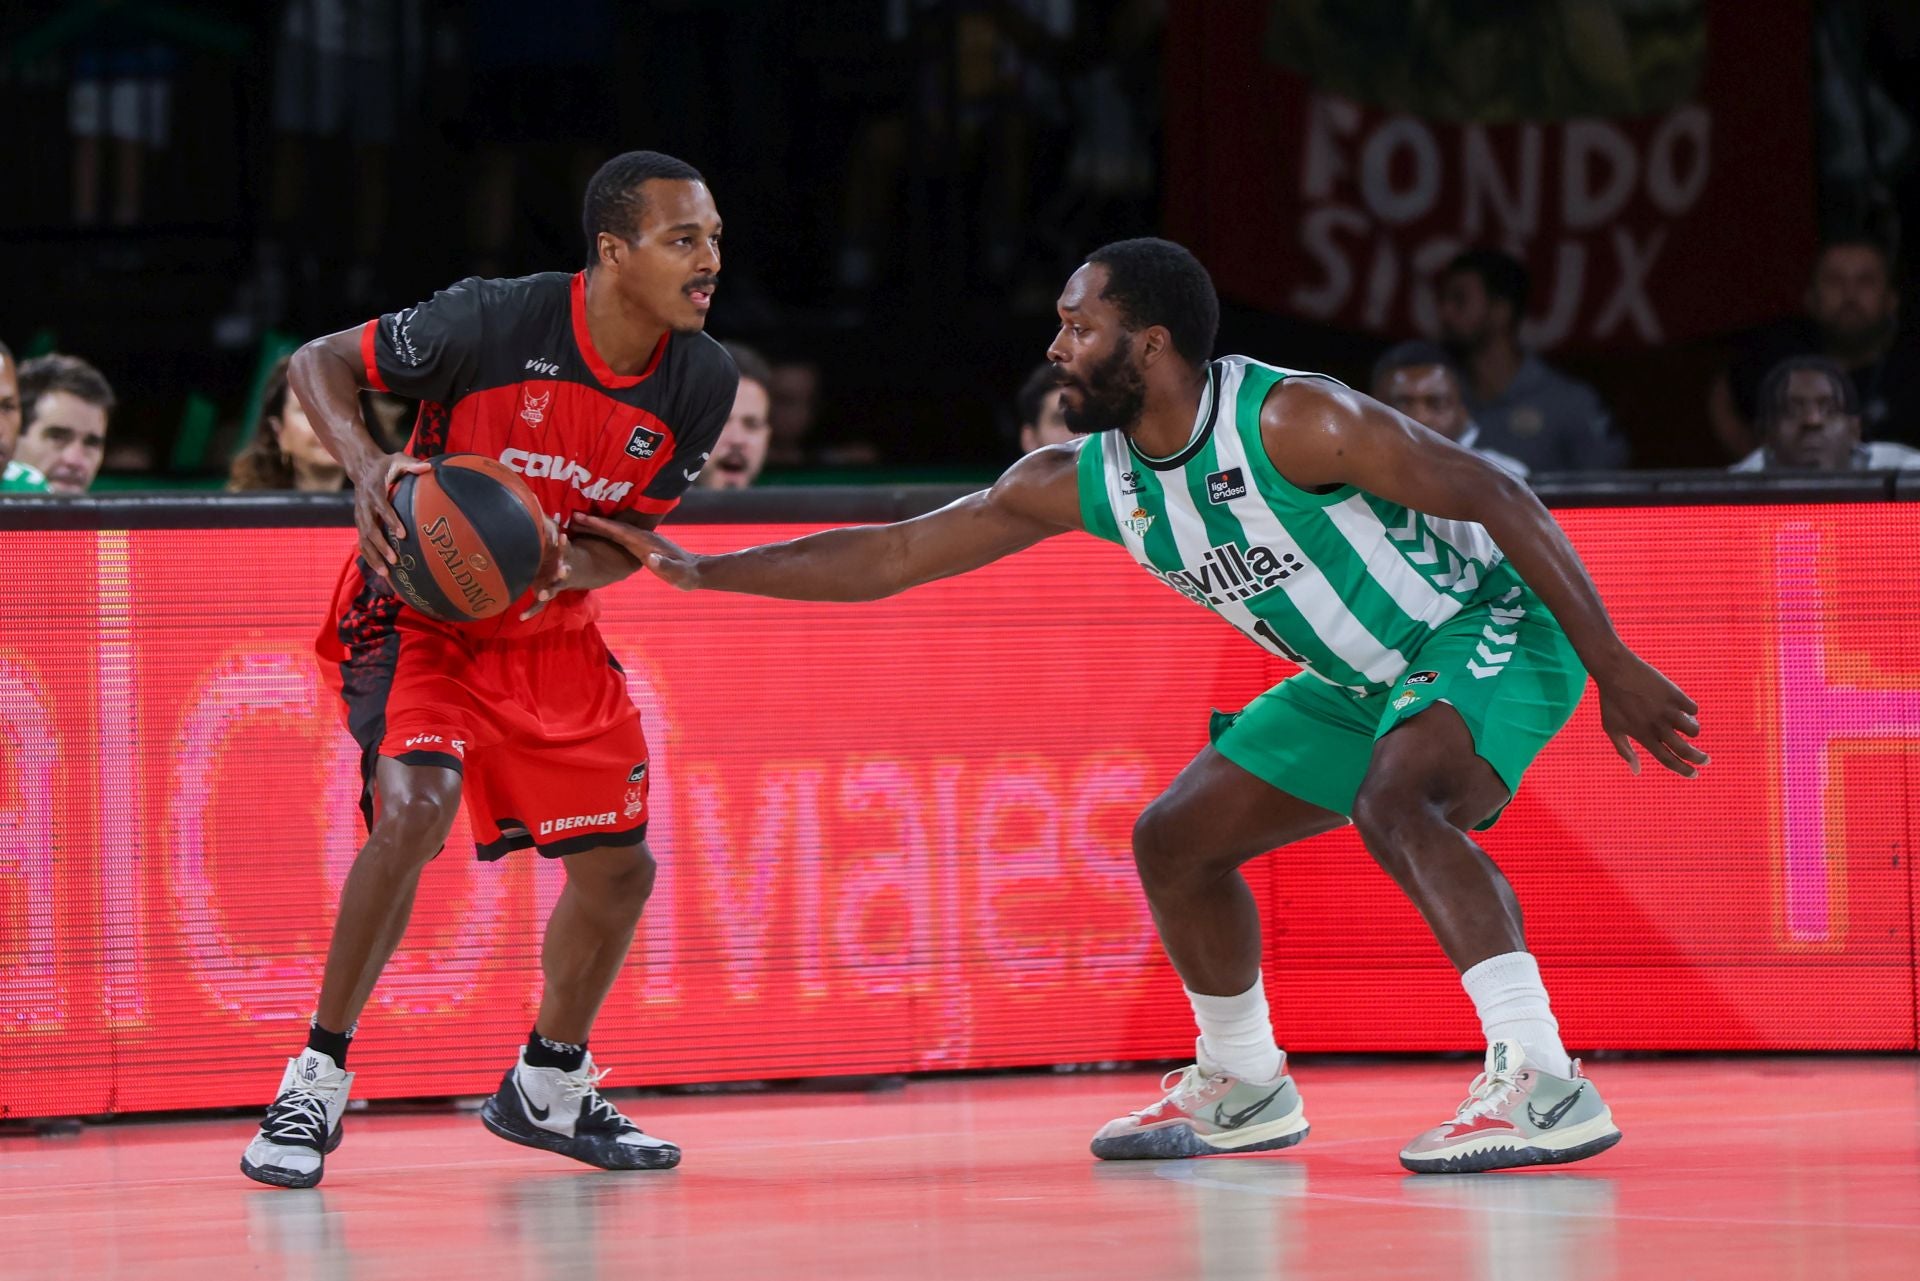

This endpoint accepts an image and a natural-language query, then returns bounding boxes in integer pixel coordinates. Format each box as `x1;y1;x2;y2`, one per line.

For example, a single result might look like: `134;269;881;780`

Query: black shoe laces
262;1083;335;1147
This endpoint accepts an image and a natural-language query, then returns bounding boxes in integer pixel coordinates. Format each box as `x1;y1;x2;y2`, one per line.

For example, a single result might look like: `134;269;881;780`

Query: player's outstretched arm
1260;379;1709;779
574;443;1086;602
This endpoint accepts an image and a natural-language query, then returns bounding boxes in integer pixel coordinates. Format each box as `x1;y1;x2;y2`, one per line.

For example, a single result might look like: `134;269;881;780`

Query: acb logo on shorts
627;762;648;783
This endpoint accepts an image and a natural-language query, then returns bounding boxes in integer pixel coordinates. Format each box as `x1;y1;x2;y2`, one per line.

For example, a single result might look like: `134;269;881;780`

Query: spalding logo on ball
388;455;546;622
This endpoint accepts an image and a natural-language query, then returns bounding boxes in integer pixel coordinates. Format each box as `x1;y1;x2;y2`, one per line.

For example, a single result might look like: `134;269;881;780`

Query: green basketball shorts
1209;593;1587;831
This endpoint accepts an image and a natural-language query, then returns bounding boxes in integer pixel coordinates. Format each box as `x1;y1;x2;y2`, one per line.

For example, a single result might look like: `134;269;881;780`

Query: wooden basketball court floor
4;1056;1914;1281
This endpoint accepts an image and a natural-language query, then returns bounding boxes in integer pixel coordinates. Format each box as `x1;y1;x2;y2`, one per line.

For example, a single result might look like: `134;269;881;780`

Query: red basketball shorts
320;605;650;861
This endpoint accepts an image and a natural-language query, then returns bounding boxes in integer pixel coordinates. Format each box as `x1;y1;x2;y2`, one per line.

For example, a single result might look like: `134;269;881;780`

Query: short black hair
721;340;772;393
1015;362;1061;427
1444;247;1530;325
1370;340;1464;394
0;337;13;368
1756;354;1857;428
582;150;705;266
1083;238;1220;365
19;352;116;424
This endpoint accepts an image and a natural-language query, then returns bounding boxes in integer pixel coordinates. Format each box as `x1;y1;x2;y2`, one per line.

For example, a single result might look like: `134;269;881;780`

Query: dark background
4;0;1919;484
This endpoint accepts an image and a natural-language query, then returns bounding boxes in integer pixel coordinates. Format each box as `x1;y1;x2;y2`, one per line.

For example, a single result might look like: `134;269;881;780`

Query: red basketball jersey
333;271;737;642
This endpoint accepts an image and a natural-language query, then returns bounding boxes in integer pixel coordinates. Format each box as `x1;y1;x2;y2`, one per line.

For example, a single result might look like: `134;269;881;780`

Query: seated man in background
694;341;773;490
1437;248;1624;473
1710;237;1920;456
1370;341;1528;480
1730;355;1920;473
0;339;48;492
14;352;115;495
1015;361;1078;454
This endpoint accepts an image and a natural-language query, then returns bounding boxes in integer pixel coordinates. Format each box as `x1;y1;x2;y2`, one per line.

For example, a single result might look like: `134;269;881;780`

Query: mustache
685;276;719;293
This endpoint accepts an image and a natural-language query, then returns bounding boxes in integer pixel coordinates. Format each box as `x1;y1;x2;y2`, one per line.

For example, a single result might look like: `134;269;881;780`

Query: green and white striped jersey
1075;355;1528;696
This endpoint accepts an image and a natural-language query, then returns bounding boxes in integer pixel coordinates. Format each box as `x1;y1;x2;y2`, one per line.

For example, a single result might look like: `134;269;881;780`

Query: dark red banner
1;505;1915;1120
1165;0;1817;348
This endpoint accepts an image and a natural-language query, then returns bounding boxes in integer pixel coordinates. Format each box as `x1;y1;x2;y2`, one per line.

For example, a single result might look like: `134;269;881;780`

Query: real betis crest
1123;506;1154;536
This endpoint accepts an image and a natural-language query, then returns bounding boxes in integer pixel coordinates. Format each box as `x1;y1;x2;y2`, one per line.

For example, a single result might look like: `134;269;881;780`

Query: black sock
525;1028;586;1072
307;1019;354;1067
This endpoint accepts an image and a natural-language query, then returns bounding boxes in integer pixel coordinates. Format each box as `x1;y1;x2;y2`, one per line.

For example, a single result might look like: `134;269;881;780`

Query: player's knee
574;845;656;918
370;782;461;862
1132;800;1198;894
1351;780;1445;874
605;846;656;911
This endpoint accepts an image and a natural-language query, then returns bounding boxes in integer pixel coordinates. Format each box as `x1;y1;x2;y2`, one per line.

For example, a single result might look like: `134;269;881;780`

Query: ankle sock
306;1017;355;1068
526;1028;586;1073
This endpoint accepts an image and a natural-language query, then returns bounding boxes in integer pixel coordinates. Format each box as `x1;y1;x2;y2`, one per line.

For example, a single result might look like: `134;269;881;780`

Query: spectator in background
1437;248;1625;473
764;360;818;469
0;340;49;492
1370;341;1529;480
1016;361;1078;454
1710;238;1920;456
1731;355;1920;473
695;342;773;491
15;354;115;495
763;360;880;470
228;355;348;492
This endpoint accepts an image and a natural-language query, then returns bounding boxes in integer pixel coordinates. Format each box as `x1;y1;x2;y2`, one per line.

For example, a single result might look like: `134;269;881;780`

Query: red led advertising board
1;506;1915;1118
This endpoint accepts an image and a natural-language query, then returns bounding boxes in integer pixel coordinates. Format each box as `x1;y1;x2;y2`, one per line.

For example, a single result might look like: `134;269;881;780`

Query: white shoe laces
1454;1066;1522;1122
559;1063;636;1132
1135;1064;1214;1119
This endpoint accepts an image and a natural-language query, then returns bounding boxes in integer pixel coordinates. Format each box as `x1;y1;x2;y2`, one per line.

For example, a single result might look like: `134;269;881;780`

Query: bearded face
1058;334;1148;436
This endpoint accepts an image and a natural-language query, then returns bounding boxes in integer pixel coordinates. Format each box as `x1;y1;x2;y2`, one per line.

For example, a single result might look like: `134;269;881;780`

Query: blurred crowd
2;1;1919;496
6;233;1918;502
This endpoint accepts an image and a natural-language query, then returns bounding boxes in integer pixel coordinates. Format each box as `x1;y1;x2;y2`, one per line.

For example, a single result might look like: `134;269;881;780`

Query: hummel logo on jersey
625;425;665;460
1150;541;1306;607
1527;1084;1584;1130
499;448;634;502
524;357;560;376
1206;467;1247;503
1119;469;1144;495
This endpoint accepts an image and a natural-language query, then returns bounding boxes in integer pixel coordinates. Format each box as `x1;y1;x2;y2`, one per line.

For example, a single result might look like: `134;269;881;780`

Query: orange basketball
388;455;546;622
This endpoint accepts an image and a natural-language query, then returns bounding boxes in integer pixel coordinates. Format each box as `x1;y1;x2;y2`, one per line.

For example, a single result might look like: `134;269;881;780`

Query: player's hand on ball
352;452;432;582
519;516;573;620
572;515;702;591
1596;654;1708;778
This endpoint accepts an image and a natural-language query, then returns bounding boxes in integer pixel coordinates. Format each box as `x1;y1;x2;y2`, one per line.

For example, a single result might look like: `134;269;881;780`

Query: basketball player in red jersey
240;152;737;1187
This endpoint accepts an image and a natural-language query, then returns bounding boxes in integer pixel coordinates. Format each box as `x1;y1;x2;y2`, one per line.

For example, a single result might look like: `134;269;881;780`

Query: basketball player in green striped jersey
578;238;1707;1173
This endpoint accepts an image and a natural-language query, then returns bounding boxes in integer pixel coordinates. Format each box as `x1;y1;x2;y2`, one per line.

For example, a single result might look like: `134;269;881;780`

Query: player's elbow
294;329;369;391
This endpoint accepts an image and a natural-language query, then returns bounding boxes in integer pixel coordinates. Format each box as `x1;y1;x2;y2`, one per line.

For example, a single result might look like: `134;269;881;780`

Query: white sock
1186;976;1283;1083
1461;951;1573;1077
